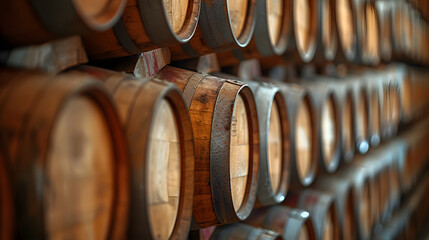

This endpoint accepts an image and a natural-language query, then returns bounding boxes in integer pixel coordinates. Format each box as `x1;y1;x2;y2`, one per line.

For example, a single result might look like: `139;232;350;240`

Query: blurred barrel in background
211;223;283;240
276;83;317;188
246;205;316;240
0;0;127;48
0;69;129;239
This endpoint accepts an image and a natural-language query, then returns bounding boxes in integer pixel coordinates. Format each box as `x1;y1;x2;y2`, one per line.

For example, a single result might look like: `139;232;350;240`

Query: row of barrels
199;119;429;240
0;63;428;239
1;0;429;66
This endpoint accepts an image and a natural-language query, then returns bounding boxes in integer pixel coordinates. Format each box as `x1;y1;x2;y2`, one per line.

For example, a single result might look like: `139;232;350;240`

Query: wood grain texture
267;0;283;46
74;66;194;239
0;70;129;239
154;66;259;228
147;99;181;240
164;0;189;33
230;95;250;212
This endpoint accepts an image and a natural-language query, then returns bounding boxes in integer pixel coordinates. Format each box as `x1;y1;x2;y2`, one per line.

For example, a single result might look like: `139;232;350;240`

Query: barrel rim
362;1;381;66
256;88;290;205
225;0;258;47
139;0;201;45
209;83;259;222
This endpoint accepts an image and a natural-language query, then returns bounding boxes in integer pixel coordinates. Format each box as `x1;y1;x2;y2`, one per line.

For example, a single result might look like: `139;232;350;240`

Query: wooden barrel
388;82;400;136
350;0;369;63
208;72;290;206
283;0;318;62
248;82;290;206
284;189;341;240
215;0;292;67
169;0;257;61
303;82;341;173
367;78;381;147
350;78;370;154
391;2;413;60
386;147;401;212
0;0;127;48
154;66;260;228
211;223;283;240
83;0;201;60
378;164;390;222
0;146;13;240
74;66;195;239
245;205;316;240
341;88;356;162
375;1;393;62
0;69;129;239
334;0;358;62
337;166;372;240
362;1;381;65
276;83;317;187
313;0;338;62
312;176;357;240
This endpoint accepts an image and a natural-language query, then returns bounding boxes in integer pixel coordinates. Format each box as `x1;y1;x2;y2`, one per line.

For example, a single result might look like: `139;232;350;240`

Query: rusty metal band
113;19;142;54
182;73;206;109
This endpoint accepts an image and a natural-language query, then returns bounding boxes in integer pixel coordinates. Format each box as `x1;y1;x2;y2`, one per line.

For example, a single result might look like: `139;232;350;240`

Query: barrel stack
1;0;429;239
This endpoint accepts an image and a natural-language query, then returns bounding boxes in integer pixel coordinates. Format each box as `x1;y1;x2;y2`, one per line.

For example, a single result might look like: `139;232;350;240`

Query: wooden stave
154;66;260;228
245;205;317;240
169;0;257;61
0;70;129;239
74;66;195;239
0;144;13;240
210;222;283;240
312;175;357;240
301;81;341;173
284;189;341;240
83;0;201;60
246;82;290;206
0;0;127;48
276;83;318;188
